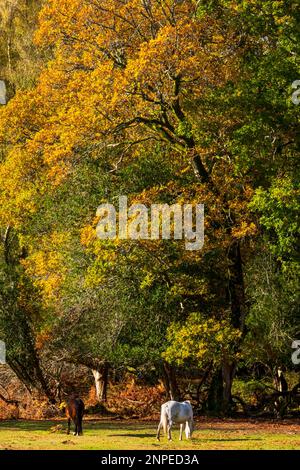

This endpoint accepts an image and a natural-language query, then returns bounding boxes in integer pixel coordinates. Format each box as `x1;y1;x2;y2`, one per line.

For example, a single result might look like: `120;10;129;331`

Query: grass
0;419;300;450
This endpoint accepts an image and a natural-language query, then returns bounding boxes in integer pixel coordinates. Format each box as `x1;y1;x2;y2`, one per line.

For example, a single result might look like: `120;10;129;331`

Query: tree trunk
196;362;213;404
206;368;224;414
227;241;246;332
222;360;235;412
8;347;56;404
221;241;246;413
162;361;181;401
92;363;109;402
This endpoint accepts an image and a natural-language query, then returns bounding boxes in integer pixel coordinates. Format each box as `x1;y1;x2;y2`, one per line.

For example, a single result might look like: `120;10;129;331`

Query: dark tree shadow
110;433;154;438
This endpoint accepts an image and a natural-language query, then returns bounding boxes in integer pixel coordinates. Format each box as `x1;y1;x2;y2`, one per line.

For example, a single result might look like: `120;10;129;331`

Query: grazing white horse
156;400;193;441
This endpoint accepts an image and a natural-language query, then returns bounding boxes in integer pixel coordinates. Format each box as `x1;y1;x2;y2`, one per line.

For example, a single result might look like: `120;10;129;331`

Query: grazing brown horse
66;397;85;436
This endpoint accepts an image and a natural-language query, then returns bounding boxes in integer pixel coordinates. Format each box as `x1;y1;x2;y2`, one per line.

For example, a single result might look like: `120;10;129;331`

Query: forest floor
0;417;300;450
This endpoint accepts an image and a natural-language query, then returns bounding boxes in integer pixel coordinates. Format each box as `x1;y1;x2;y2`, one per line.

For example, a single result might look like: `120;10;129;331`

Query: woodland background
0;0;299;420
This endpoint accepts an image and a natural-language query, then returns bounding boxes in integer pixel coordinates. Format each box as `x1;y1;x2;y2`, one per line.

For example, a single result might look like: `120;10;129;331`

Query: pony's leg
190;419;194;438
73;418;78;436
78;417;83;435
185;420;192;439
67;418;71;435
179;424;183;441
167;421;173;441
156;421;162;441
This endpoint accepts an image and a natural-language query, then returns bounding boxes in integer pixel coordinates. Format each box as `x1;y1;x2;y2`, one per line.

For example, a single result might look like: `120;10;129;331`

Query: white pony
156;400;194;441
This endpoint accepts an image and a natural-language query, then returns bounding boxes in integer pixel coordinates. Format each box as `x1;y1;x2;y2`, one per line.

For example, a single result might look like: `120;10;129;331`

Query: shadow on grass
0;420;155;433
110;433;155;439
108;433;262;442
199;437;263;442
0;420;53;431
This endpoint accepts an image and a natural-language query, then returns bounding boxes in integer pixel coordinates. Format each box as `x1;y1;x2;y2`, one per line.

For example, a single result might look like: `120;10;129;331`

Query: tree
0;0;299;411
0;0;250;407
0;226;55;401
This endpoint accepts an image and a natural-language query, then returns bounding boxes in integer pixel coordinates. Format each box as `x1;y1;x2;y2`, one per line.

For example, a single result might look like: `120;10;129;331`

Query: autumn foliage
0;0;299;414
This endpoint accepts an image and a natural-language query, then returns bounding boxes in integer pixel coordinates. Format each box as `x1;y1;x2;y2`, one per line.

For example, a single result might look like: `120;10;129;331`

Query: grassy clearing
0;419;299;450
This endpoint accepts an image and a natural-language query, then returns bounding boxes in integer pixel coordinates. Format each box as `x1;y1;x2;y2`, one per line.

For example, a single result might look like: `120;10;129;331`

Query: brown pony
66;397;85;436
